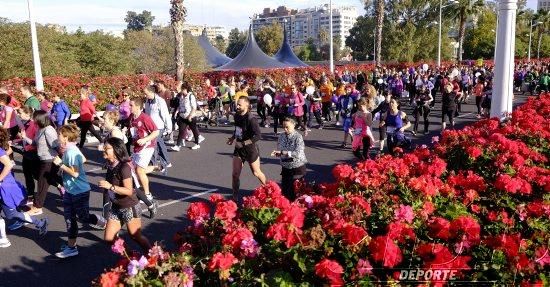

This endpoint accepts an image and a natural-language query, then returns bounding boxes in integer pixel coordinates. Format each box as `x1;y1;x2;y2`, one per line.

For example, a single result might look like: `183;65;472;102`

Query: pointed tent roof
216;25;288;71
198;28;232;68
274;25;308;67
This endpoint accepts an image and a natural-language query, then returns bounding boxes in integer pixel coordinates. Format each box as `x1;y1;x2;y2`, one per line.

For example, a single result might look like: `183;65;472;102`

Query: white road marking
157;188;218;208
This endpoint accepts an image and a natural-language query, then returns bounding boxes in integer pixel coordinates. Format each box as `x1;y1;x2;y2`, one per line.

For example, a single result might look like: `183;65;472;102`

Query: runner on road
227;97;267;202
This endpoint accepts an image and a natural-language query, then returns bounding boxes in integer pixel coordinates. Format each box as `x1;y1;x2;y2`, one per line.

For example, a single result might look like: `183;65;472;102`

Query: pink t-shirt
0;106;17;128
41;100;53;113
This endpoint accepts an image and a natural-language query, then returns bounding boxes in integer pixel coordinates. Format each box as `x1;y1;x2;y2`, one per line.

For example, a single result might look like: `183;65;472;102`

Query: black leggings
322;102;332;121
257;104;268;125
475;96;482;114
413;105;431;133
281;165;306;200
272;111;281;133
34;161;63;208
79;121;102;147
176;117;199;145
353;137;372;160
22;153;40;198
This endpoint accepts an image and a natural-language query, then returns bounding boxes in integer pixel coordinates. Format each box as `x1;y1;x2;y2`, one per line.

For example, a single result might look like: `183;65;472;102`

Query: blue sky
0;0;540;35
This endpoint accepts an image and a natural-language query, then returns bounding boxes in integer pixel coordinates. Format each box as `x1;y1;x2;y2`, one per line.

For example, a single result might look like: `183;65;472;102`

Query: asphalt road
0;92;530;287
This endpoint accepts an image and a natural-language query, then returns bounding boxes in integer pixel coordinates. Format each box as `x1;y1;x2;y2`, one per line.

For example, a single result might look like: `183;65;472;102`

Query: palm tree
170;0;187;81
534;9;550;59
374;0;385;65
447;0;484;62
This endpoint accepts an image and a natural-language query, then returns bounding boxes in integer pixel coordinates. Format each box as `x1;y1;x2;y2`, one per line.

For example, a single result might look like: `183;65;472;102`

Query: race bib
130;127;137;138
354;128;363;135
235;127;243;140
386;126;397;133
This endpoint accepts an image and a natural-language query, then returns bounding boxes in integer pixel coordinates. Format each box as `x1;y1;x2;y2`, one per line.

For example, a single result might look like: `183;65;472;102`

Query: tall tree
170;0;187;82
374;0;385;65
534;9;550;59
446;0;484;62
124;10;155;31
225;28;246;58
345;15;374;61
463;8;497;60
255;22;283;56
213;35;227;53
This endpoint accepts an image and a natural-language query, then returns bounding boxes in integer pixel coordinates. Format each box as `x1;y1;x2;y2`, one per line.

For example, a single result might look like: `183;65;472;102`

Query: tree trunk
170;0;186;82
536;28;543;59
458;12;466;62
375;0;385;65
173;21;185;81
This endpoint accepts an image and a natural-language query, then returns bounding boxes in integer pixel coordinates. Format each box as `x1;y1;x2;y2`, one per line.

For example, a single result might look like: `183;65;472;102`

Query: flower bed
96;93;550;286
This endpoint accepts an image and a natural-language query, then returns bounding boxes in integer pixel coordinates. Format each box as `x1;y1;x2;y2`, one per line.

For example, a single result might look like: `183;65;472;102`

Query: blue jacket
52;100;70;126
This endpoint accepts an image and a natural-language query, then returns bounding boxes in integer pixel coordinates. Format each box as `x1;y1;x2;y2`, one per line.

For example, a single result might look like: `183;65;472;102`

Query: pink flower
356;259;373;277
394;204;414;223
111;238;125;256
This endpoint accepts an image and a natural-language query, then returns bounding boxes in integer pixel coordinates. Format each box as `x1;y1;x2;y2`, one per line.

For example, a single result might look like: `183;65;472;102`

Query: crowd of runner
0;60;548;257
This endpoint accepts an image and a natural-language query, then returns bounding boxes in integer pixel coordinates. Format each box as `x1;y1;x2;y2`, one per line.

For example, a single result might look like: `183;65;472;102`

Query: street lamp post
491;0;518;120
438;0;457;67
329;0;334;74
528;20;542;63
27;0;44;91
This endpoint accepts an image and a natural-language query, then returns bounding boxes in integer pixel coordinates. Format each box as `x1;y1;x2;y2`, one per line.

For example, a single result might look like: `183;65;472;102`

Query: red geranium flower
222;227;254;251
265;222;303;248
340;223;368;245
332;164;354;182
187;201;211;221
368;236;403;268
315;258;344;286
450;215;480;246
208;252;238;271
428;217;451;240
214;200;238;222
99;270;121;287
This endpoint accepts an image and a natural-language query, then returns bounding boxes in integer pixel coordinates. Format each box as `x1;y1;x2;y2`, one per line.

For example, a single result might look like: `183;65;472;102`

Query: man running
226;97;267;202
128;97;159;214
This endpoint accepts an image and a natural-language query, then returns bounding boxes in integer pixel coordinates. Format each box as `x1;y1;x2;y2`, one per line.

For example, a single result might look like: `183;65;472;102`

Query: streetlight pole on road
528;19;543;63
27;0;44;91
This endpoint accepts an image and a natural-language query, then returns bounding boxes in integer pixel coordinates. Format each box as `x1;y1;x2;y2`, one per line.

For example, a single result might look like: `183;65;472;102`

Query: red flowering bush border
0;59;495;112
95;94;550;286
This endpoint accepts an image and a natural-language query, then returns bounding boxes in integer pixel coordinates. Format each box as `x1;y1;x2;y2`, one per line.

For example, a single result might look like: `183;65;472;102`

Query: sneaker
55;245;78;258
89;214;107;230
37;217;49;236
8;220;29;231
165;139;175;145
148;199;158;219
166;163;173;168
191;144;200;150
198;135;205;144
0;238;11;248
318;125;323;130
170;145;181;152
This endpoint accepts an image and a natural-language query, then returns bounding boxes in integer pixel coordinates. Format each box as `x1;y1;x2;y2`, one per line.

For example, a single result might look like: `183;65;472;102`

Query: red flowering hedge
0;60;471;112
96;94;550;286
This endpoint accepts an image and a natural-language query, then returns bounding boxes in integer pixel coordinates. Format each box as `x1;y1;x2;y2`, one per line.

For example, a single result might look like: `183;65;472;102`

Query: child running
349;98;376;160
52;124;106;258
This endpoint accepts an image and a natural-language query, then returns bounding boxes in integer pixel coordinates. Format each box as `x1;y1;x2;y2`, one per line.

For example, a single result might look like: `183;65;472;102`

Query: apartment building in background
183;24;229;41
252;4;358;49
539;0;550;10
